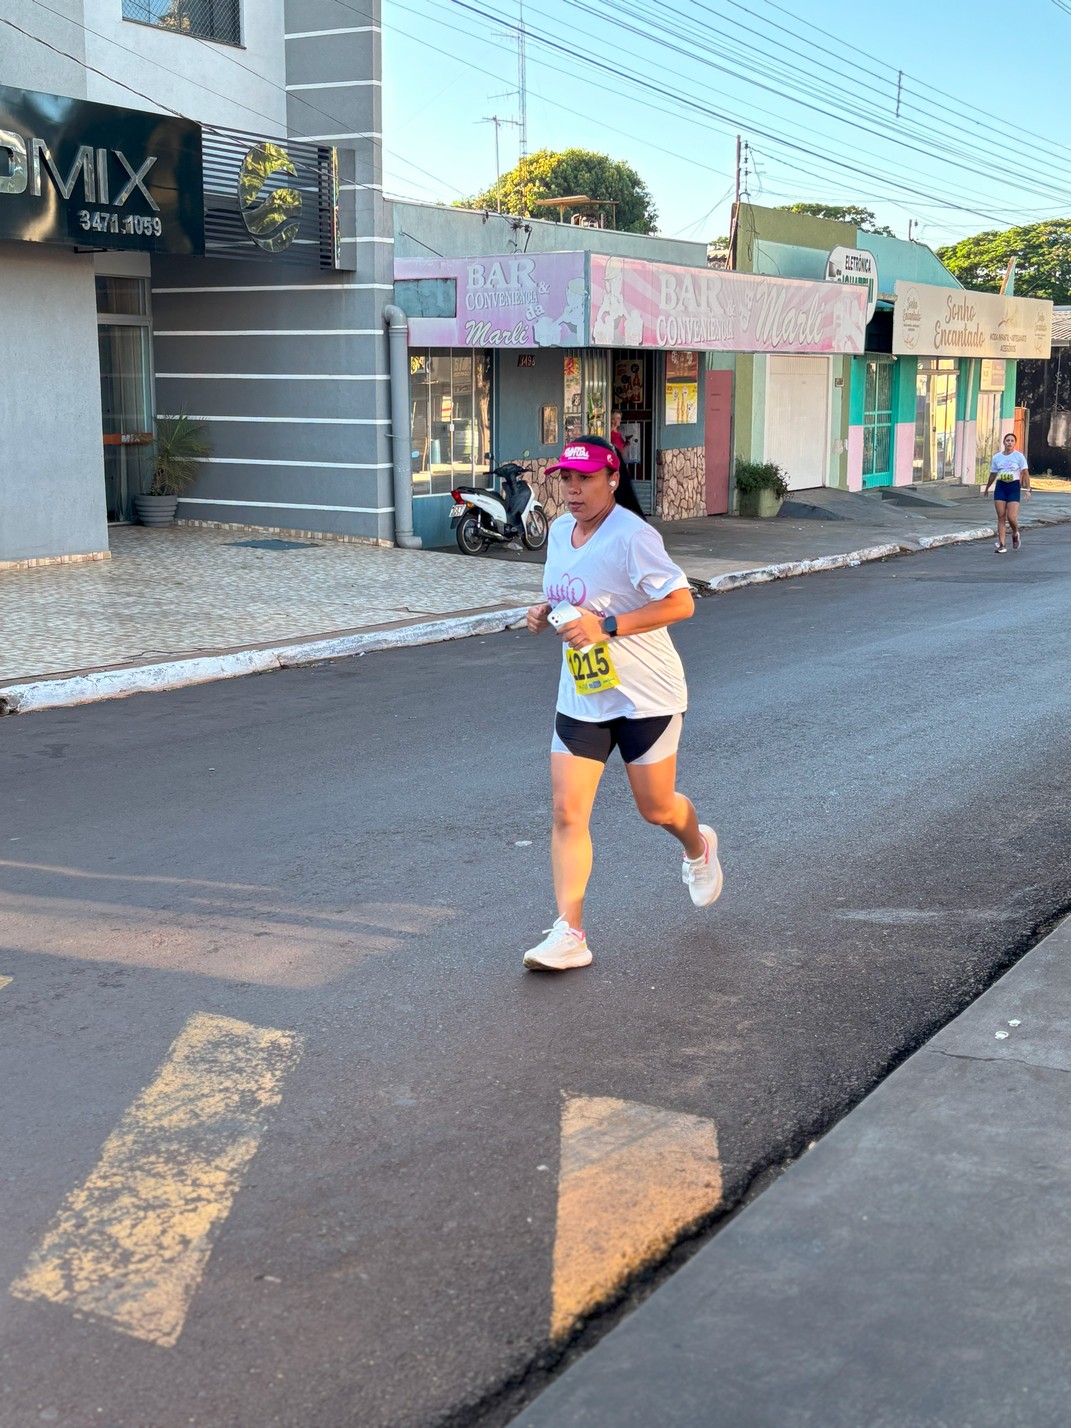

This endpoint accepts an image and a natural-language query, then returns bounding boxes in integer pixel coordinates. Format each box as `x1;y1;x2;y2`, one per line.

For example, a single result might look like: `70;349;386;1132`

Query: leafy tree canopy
776;202;895;236
936;219;1071;302
461;148;658;234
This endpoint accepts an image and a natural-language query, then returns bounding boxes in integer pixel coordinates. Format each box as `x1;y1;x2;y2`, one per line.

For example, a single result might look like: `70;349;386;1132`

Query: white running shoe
523;917;592;971
682;825;724;908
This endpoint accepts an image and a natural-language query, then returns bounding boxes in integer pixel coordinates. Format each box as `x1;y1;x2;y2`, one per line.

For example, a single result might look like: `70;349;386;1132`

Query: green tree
936;219;1071;302
777;203;895;236
461;148;658;234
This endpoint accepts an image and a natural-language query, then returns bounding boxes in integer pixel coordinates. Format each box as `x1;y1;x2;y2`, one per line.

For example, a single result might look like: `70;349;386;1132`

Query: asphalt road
4;527;1071;1428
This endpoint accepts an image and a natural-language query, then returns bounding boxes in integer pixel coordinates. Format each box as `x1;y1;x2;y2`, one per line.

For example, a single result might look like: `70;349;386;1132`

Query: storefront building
732;204;1052;492
2;0;389;569
393;213;868;546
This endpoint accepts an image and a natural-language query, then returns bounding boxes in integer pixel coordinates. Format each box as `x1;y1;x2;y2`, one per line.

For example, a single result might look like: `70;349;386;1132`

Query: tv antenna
480;114;521;211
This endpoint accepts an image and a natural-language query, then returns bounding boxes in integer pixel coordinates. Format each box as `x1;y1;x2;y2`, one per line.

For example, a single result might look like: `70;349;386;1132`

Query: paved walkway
0;525;544;684
511;912;1071;1428
5;484;1071;699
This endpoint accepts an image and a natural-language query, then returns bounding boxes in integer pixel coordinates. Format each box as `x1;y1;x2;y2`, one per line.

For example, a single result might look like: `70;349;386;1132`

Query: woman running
983;432;1030;553
523;434;722;972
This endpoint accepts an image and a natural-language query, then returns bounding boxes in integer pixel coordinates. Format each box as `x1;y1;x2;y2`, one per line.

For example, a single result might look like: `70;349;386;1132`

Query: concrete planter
134;494;179;527
737;489;784;519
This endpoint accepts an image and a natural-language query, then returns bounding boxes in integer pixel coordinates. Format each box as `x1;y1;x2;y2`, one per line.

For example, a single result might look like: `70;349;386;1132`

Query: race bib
566;643;620;696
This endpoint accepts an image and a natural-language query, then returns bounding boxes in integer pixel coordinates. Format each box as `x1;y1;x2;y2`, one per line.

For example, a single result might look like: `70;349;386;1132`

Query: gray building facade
1;0;392;567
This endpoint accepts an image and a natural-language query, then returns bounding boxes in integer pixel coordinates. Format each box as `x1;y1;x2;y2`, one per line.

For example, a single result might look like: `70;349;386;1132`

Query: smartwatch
602;614;618;638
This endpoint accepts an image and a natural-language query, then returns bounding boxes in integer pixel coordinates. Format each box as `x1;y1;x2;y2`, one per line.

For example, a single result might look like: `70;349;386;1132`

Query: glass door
612;350;655;514
861;359;894;488
913;359;958;482
97;277;154;522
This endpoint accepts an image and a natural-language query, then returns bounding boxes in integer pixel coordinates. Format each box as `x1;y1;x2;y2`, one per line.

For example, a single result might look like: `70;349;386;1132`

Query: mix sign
0;83;203;254
0;84;340;265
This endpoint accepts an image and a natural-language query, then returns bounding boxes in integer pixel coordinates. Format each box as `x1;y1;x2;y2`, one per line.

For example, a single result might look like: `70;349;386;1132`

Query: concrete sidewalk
5;483;1071;713
511;914;1071;1428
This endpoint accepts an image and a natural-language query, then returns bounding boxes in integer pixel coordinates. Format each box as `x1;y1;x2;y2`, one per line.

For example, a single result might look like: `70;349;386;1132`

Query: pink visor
546;443;621;475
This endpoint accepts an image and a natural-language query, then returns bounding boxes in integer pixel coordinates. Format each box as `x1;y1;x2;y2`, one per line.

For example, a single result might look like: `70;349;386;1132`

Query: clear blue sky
380;0;1071;249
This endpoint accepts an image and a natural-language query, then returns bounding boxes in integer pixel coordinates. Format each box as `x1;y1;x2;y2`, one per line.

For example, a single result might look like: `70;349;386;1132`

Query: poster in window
541;404;559;446
664;351;699;425
614;359;644;407
564;354;583;427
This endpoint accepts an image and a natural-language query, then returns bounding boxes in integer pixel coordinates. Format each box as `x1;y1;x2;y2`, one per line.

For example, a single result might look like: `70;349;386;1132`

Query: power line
23;0;471;198
450;0;1022;227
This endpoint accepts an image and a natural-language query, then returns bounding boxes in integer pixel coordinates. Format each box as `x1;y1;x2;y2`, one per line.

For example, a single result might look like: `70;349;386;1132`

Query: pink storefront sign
589;255;867;355
395;253;588;348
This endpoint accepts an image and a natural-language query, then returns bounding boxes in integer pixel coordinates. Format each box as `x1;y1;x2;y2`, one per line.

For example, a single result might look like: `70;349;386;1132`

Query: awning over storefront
395;250;869;355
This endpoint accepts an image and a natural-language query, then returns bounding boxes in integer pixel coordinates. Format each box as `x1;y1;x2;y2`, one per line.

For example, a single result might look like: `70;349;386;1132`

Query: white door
763;355;830;490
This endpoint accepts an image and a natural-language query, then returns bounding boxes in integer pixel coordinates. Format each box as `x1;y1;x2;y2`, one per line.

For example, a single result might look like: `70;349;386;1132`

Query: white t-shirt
990;451;1028;481
542;505;690;720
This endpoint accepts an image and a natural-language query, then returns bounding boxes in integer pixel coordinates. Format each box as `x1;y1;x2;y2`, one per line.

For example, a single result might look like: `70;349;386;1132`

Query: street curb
0;514;1062;714
701;542;904;592
695;522;1005;594
0;607;530;716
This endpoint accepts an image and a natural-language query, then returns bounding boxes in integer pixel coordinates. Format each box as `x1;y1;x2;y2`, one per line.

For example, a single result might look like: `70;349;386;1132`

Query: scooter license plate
449;503;467;518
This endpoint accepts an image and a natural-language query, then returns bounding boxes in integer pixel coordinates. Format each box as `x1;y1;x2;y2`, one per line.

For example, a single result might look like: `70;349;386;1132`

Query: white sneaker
682;825;723;908
523;917;592;971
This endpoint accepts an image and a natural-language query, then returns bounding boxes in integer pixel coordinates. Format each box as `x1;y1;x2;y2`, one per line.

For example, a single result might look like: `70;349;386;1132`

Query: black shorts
552;711;684;766
994;480;1021;503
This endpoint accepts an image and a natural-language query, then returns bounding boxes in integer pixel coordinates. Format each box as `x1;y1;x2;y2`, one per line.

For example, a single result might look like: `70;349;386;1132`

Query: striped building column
152;0;395;544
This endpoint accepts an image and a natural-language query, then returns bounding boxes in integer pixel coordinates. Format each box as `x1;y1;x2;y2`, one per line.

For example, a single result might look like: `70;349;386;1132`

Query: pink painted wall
894;423;915;485
847;425;864;491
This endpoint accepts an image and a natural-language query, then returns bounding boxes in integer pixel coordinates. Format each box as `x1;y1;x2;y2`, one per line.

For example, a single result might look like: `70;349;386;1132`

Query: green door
861;359;894;488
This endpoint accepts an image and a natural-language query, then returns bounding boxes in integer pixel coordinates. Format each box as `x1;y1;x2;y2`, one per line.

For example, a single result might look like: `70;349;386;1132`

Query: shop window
410;349;491;496
122;0;241;46
913;358;958;482
563;352;609;443
96;276;154;522
95;276;147;317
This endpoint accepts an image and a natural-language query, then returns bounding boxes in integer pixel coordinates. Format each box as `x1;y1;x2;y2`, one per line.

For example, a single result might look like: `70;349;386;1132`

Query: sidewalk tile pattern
0;527;544;683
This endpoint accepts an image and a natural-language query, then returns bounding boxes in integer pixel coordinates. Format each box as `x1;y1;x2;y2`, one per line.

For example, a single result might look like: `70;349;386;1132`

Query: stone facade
656;448;706;520
509;458;567;522
511;448;707;524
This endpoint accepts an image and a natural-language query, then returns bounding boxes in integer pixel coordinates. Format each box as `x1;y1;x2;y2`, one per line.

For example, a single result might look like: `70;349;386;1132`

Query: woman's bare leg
625;755;705;860
550;752;605;929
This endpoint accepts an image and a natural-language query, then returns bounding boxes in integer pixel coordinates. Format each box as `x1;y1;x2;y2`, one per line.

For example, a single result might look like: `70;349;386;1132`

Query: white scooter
450;461;548;556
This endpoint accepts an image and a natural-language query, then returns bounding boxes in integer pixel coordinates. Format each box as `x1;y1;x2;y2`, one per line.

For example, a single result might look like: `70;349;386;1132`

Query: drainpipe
383;303;422;548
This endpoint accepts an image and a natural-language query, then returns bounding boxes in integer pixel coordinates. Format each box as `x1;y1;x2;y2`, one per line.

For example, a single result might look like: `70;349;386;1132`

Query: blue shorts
994;480;1021;503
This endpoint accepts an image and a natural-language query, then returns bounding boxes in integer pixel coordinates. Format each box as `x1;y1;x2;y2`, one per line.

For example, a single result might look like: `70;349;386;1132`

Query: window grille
123;0;241;47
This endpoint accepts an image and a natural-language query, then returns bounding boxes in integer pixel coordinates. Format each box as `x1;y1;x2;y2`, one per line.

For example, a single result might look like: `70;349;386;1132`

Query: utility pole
895;70;903;119
517;0;529;213
735;133;741;204
481;114;520;212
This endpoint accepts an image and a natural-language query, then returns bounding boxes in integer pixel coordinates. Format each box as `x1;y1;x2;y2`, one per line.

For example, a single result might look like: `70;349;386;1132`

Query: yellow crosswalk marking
550;1094;722;1343
10;1012;301;1347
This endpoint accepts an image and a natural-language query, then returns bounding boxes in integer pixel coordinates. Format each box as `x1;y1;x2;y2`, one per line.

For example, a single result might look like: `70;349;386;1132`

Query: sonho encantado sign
892;280;1053;360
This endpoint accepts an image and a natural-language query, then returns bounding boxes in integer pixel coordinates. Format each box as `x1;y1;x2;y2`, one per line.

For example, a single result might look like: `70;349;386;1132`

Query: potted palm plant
134;413;212;527
734;457;789;518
